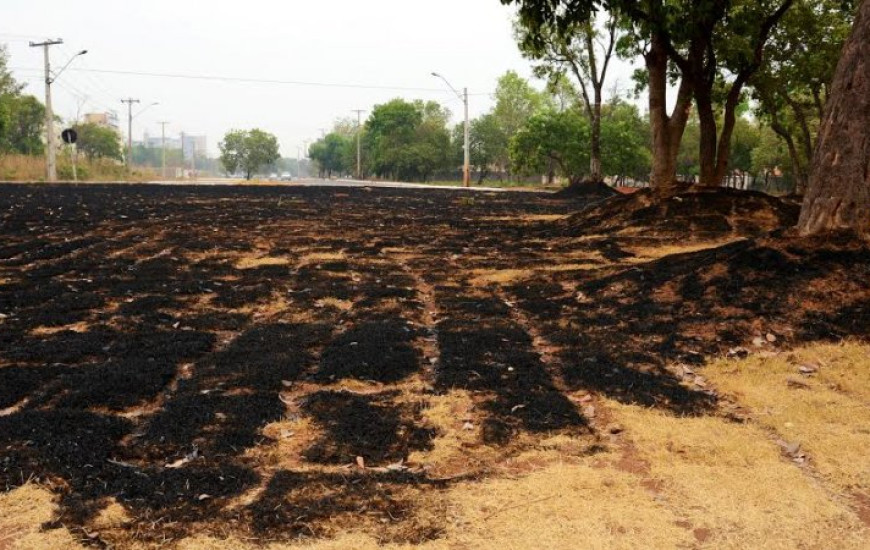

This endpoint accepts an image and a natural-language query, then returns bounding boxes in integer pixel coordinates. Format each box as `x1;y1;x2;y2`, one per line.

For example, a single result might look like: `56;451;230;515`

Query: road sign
61;128;78;145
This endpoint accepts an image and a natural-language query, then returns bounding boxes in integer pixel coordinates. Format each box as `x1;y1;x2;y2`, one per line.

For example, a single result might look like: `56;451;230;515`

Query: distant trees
308;133;352;178
516;11;621;181
511;108;589;184
74;123;123;161
363;99;451;182
219;129;280;180
0;46;45;156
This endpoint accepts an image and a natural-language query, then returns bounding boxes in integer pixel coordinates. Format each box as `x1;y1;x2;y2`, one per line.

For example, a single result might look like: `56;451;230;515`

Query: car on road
280;172;294;181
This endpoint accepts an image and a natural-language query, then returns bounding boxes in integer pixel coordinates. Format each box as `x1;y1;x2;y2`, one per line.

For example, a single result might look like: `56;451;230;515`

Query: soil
0;183;868;548
561;187;802;239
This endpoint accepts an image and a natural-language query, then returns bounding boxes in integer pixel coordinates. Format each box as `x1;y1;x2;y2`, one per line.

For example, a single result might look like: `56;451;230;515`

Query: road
146;178;530;192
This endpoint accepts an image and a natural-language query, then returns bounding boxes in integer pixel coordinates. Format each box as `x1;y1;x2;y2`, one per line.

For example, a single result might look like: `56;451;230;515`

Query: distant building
142;132;182;150
140;132;206;161
82;112;120;133
182;135;207;161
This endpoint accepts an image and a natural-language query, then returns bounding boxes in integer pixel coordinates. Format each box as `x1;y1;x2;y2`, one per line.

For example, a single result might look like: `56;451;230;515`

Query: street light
123;101;159;173
30;44;87;182
432;72;470;188
53;50;88;83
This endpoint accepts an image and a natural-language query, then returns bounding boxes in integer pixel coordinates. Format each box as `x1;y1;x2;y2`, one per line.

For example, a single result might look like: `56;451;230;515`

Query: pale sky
3;1;640;157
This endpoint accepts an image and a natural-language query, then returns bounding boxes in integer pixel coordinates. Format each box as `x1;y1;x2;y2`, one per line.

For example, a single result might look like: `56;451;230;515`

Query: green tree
0;47;45;156
74;123;122;161
219;129;280;179
491;71;550;172
516;12;622;180
363;99;451;181
453;113;508;184
751;0;854;193
0;94;45;155
309;132;352;177
504;0;796;192
510;108;590;185
600;100;651;181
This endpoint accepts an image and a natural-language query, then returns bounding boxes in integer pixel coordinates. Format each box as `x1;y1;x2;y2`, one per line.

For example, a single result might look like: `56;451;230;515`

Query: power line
11;65;481;94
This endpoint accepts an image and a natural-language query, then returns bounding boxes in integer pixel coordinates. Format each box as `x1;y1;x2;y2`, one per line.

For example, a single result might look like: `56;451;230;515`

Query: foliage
751;0;855;192
515;11;622;178
219;128;280;179
599;100;651;179
503;0;798;187
309;132;352;177
510;108;590;183
0;94;45;155
363;98;451;181
0;48;45;156
74;123;123;162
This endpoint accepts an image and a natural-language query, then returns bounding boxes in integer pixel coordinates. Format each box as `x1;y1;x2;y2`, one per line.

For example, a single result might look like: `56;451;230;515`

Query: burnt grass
1;183;869;547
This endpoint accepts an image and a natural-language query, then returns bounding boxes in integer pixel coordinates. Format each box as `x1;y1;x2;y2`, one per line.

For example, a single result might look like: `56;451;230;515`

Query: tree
516;11;621;180
491;71;550;172
218;129;280;180
600;100;651;182
0;94;45;155
510;108;590;185
752;0;855;194
454;113;508;184
363;99;451;181
309;132;352;177
797;0;870;237
503;0;795;192
74;123;122;161
0;47;45;156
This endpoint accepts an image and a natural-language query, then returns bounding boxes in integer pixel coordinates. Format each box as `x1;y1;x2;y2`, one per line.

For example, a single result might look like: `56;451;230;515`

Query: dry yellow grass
610;402;867;549
468;268;535;286
299;251;347;264
624;239;740;261
234;255;292;269
0;153;156;182
704;342;870;492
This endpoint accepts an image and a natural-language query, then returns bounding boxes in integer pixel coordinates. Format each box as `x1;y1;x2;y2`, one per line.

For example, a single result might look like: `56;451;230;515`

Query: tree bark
798;0;870;237
647;36;693;196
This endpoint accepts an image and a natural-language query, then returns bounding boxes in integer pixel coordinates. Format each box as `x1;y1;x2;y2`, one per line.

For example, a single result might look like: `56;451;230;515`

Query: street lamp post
28;42;87;182
432;72;470;188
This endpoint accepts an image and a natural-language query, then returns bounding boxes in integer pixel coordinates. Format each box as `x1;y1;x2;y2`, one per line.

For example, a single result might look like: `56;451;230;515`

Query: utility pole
463;87;470;188
158;121;170;179
432;72;471;187
352;109;366;180
121;98;140;174
29;39;63;182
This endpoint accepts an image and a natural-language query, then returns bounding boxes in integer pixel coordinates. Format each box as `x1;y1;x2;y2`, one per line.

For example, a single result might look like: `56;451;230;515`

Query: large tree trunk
647;36;694;196
798;0;870;237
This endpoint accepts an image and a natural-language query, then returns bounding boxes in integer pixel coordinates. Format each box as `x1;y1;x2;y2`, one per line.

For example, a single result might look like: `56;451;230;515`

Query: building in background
182;135;207;161
82;112;121;133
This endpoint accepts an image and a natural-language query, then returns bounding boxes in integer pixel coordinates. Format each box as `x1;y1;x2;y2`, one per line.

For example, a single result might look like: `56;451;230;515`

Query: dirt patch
562;187;801;239
550;180;619;201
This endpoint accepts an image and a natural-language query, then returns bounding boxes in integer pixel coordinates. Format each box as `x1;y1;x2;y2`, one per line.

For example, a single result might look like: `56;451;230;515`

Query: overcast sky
3;0;640;157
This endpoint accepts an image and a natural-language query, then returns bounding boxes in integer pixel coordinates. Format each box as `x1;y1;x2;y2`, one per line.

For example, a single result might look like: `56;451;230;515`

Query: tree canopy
219;129;280;180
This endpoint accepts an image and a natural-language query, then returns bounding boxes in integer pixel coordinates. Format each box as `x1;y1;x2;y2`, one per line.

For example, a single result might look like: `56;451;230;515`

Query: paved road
147;178;535;193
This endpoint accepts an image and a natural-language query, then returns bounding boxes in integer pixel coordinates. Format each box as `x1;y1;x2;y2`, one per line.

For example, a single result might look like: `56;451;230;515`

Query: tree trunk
590;95;602;181
695;86;719;187
647;36;694;196
798;0;870;237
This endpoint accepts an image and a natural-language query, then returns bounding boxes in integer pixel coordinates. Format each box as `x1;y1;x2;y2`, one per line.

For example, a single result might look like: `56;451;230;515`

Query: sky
3;0;640;157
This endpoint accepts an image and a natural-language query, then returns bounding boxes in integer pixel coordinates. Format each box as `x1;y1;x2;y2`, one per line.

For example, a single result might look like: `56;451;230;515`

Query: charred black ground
0;183;868;548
